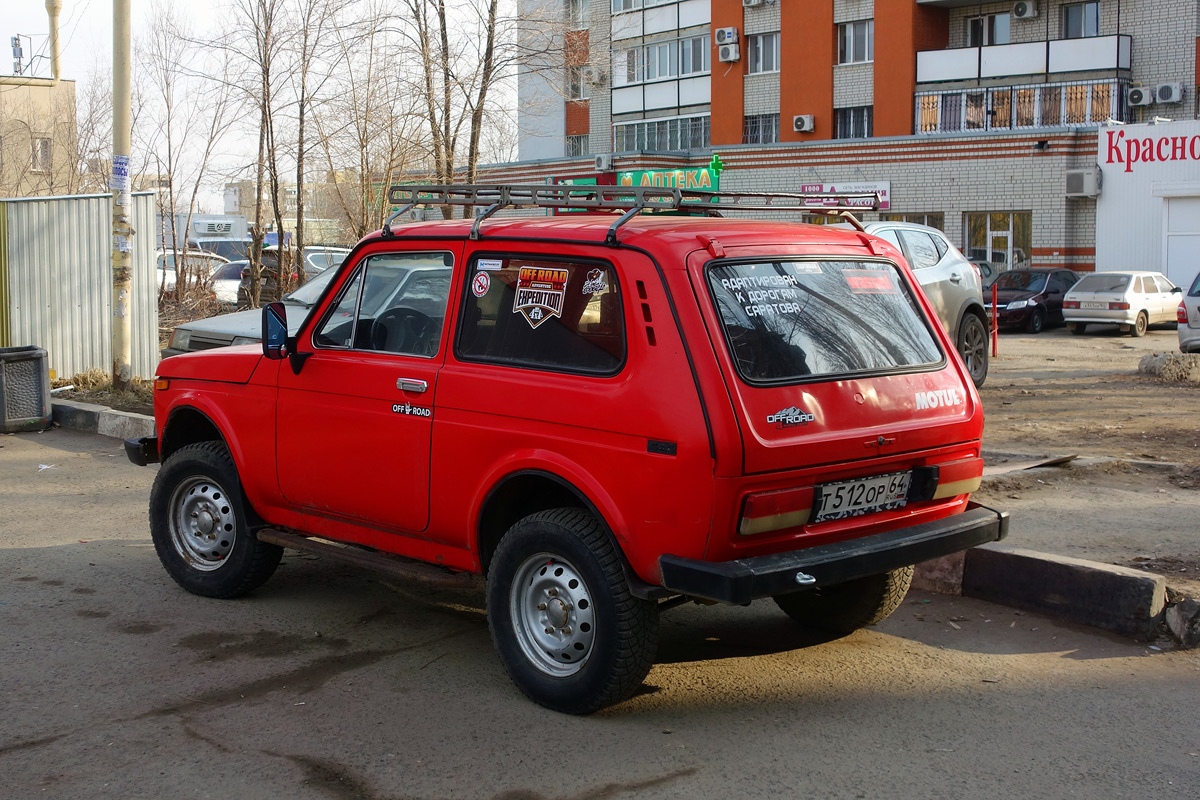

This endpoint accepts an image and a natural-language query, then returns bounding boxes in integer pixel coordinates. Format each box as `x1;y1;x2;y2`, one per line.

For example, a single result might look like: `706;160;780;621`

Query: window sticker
471;271;491;298
844;270;898;294
477;258;504;271
513;266;570;328
582;268;608;294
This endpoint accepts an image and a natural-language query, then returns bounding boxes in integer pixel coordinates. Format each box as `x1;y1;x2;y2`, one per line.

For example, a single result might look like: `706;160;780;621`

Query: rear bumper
658;502;1008;604
125;436;159;466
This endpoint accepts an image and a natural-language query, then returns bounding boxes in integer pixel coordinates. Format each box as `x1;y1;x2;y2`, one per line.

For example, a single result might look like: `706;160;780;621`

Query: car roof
862;220;945;235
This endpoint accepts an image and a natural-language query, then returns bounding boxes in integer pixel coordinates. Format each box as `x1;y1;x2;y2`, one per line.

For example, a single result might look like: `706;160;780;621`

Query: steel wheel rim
961;319;987;381
168;475;238;572
1136;313;1147;335
510;553;596;677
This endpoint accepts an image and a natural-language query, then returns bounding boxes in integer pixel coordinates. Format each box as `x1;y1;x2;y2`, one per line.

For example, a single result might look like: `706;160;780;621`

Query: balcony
914;78;1130;135
917;35;1131;83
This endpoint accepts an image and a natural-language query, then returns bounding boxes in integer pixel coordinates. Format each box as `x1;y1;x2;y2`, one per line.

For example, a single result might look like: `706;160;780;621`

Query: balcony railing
917;35;1131;83
914;78;1130;135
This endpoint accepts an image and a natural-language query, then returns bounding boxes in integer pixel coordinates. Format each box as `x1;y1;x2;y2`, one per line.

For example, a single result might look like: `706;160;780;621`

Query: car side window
1154;275;1176;294
456;256;625;375
314;252;454;355
874;229;902;250
929;233;950;260
897;230;940;269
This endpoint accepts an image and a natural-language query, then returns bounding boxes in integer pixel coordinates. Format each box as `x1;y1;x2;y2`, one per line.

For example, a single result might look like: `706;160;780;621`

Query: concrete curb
52;399;154;441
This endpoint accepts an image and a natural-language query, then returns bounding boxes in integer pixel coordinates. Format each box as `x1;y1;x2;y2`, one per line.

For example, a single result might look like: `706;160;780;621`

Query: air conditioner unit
1065;166;1101;198
1012;1;1037;19
581;66;606;86
793;114;815;133
595;153;614;171
1155;82;1184;104
1127;86;1155;106
714;27;738;45
742;0;763;7
718;43;740;63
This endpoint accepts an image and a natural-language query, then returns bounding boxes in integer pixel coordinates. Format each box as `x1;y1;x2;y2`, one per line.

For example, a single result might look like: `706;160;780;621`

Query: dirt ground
974;324;1200;592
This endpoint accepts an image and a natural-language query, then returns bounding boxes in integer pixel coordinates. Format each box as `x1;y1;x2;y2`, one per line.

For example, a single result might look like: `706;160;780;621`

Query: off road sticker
766;406;816;429
471;271;491;297
477;259;503;271
392;402;433;418
582;268;608;294
513;266;569;329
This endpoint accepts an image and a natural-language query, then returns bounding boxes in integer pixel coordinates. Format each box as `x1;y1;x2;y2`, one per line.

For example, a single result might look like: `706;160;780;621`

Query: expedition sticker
471;271;491;297
513;266;569;328
766;406;816;429
582;268;608;294
392;402;433;418
476;259;504;271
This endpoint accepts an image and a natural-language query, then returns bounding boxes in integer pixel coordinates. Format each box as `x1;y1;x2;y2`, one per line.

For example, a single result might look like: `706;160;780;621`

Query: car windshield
1072;273;1131;293
995;271;1047;292
707;259;942;383
283;267;338;306
213;261;247;280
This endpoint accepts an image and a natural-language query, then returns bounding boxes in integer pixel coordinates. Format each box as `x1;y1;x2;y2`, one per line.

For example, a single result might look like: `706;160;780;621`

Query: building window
567;0;587;29
611;0;669;12
613;115;710;151
742;114;779;144
614;35;709;87
679;35;710;76
879;212;945;231
964;211;1032;274
566;135;590;157
746;33;779;74
916;79;1123;134
967;13;1010;46
835;106;873;139
567;66;590;100
645;40;679;81
1062;2;1099;39
837;20;873;64
31;137;52;173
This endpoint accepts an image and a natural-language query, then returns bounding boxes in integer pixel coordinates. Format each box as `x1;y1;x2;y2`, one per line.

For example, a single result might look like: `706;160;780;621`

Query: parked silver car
862;221;990;387
1063;270;1181;337
1178;271;1200;353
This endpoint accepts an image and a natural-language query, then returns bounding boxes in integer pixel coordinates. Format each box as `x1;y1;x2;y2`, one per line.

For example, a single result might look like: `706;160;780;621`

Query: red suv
128;185;1006;714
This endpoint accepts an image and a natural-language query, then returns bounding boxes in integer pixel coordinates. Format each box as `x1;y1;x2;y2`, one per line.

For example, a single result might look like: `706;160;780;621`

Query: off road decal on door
514;266;569;328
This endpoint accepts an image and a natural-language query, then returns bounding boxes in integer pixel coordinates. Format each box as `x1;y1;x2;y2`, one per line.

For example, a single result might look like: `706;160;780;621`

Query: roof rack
382;183;880;245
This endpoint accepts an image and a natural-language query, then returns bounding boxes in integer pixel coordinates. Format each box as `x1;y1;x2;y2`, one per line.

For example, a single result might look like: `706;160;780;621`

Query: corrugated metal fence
0;192;158;379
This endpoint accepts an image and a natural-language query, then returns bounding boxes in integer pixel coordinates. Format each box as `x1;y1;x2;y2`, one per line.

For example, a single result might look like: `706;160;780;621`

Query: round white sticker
472;271;491;297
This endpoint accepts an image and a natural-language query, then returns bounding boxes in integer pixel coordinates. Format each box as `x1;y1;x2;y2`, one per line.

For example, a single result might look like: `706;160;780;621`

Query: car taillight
1063;300;1079;309
1109;301;1130;310
1180;303;1190;324
739;487;816;536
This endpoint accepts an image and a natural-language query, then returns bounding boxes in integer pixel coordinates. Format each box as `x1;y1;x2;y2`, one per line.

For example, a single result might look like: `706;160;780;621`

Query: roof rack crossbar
382;184;880;241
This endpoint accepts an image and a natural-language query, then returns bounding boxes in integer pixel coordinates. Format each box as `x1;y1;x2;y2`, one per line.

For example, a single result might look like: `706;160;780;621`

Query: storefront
1097;120;1200;287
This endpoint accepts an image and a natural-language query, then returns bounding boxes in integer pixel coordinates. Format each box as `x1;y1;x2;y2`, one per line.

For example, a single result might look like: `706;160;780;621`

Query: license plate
1081;301;1108;309
814;471;911;523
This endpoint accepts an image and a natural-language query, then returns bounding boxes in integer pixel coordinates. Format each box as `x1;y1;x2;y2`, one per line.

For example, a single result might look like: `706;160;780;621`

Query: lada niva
127;185;1007;714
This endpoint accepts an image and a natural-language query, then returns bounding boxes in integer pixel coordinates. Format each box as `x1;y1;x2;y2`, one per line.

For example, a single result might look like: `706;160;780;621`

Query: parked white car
156;250;229;295
210;260;248;309
1063;271;1181;337
1179;271;1200;353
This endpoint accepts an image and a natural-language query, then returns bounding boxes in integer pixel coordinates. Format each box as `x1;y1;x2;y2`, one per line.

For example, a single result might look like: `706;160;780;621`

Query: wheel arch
160;405;228;461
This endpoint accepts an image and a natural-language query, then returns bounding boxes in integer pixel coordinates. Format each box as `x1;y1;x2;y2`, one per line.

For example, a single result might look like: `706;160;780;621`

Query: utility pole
111;0;133;390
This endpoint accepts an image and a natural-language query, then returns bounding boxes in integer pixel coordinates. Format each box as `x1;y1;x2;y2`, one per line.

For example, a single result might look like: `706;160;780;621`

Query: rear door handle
397;378;428;393
949;272;963;284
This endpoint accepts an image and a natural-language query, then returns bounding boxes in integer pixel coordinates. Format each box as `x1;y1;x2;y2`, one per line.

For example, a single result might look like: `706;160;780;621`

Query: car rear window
1072;273;1129;293
707;259;942;383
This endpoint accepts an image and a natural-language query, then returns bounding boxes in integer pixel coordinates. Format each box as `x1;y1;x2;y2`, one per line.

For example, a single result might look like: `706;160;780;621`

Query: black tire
1132;311;1148;337
486;508;659;714
149;441;282;598
956;313;989;388
1070;323;1088;336
773;567;913;635
1025;308;1045;334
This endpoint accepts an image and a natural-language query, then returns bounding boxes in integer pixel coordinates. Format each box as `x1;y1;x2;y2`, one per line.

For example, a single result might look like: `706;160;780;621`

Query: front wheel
149;441;282;598
1132;311;1148;337
1025;308;1045;334
773;567;913;635
486;508;659;714
956;313;989;388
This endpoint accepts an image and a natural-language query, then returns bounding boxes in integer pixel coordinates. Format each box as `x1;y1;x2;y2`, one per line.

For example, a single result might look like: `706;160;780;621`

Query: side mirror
262;302;288;359
1172;286;1183;293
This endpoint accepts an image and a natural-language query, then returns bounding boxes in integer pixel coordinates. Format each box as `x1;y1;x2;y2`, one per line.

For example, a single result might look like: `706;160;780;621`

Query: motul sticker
914;389;964;410
766;406;816;429
582;268;607;294
514;266;569;328
471;271;491;297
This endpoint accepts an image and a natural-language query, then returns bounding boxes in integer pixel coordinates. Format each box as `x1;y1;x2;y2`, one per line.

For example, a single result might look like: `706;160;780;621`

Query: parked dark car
986;268;1082;333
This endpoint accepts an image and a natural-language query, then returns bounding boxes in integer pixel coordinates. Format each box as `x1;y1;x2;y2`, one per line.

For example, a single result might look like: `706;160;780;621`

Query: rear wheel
149;441;282;598
1070;323;1088;336
773;567;913;635
486;508;659;714
1132;311;1149;337
1025;308;1045;334
956;313;989;388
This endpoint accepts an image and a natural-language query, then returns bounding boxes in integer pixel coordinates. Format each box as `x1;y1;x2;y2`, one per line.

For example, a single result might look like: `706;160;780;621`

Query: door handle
949;272;963;284
397;378;428;393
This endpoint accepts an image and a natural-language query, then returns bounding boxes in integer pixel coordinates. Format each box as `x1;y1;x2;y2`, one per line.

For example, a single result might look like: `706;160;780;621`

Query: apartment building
507;0;1200;273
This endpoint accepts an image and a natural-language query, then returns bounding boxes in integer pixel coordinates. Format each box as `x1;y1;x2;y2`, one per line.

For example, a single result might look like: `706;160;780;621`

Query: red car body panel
151;215;988;589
